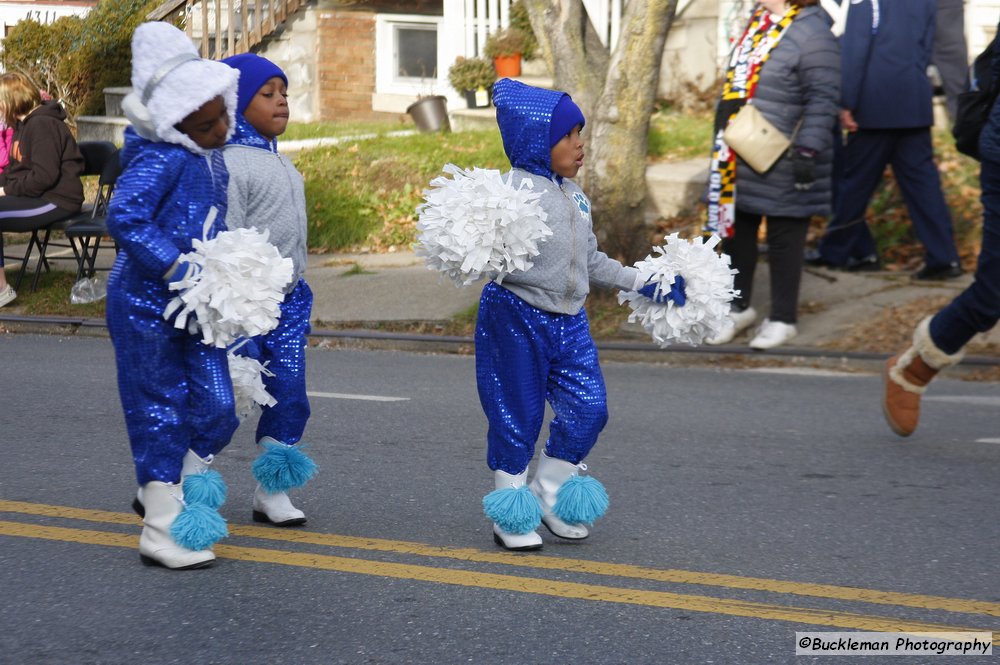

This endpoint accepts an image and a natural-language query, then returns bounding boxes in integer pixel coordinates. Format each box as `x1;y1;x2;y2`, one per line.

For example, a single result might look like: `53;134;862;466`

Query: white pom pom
163;226;294;348
228;350;276;420
618;233;740;347
415;164;552;287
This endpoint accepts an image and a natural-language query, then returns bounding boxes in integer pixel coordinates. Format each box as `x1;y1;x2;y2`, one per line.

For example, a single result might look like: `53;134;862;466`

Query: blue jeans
930;158;1000;354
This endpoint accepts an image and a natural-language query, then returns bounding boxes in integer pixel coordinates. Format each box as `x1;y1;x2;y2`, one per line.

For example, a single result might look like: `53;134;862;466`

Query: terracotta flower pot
493;54;522;78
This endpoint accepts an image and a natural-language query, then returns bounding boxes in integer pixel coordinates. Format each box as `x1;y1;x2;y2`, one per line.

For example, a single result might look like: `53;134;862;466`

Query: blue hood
227;113;278;152
492;78;567;179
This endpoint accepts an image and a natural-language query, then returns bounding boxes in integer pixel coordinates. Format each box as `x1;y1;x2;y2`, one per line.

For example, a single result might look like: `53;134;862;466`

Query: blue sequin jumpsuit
477;79;640;475
106;127;239;486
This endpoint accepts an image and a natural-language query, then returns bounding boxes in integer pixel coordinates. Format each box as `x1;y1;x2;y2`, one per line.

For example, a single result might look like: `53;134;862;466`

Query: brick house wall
316;0;442;120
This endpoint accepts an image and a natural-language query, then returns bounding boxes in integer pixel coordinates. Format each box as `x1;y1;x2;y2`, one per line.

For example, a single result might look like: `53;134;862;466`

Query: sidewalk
307;249;998;352
2;242;997;368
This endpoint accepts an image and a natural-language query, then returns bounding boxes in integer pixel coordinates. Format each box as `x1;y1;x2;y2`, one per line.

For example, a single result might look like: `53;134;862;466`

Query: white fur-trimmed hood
123;22;239;155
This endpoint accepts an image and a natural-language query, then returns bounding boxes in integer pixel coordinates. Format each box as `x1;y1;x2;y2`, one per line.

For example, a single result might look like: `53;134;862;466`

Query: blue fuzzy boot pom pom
554;475;609;525
482;485;542;535
171;502;228;551
182;470;227;509
251;440;318;493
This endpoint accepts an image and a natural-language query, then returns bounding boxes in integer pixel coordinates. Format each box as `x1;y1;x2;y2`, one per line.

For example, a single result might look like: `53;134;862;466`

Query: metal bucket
406;95;451;133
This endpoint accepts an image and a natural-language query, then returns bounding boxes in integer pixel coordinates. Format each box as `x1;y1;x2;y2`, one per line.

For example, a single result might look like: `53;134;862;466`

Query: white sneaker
749;319;798;350
706;306;757;345
0;284;16;308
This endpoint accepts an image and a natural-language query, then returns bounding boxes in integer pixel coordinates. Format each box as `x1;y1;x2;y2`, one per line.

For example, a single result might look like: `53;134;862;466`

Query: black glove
792;148;816;191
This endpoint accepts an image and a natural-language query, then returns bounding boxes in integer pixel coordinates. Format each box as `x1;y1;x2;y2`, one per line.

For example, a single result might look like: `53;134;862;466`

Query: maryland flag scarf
706;5;799;238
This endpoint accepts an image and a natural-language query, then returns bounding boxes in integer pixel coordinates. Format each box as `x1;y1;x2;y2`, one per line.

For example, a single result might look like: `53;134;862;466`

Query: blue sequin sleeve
107;147;186;279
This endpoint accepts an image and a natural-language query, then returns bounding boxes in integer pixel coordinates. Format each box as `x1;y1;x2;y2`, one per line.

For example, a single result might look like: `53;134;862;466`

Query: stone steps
76;87;131;145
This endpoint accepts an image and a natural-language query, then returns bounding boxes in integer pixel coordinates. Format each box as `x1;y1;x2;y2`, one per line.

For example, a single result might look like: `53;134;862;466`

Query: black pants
723;210;809;324
0;196;73;269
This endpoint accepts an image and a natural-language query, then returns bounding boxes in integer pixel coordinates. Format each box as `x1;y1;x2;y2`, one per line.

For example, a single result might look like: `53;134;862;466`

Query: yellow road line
3;499;999;619
1;519;996;642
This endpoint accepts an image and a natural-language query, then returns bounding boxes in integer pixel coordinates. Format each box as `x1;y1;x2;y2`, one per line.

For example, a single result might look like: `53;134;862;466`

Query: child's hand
165;260;199;284
638;275;686;306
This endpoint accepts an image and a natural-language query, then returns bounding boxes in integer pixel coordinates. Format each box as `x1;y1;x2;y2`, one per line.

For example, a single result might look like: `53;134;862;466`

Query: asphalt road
1;334;997;664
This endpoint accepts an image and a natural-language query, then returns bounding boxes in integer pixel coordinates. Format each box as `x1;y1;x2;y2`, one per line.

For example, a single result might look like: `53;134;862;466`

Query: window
395;24;437;81
375;14;446;103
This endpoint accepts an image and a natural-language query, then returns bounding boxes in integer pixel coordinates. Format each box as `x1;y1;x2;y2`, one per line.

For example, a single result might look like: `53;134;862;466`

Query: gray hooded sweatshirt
492;81;640;315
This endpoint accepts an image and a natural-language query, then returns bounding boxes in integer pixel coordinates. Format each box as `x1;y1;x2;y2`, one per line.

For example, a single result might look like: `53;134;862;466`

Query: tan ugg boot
882;317;964;437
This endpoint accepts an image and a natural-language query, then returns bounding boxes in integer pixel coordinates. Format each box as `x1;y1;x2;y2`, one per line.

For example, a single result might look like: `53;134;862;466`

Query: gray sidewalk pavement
2;241;997;365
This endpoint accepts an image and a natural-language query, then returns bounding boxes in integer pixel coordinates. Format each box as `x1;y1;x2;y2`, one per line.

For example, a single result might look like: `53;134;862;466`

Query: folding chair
62;142;122;281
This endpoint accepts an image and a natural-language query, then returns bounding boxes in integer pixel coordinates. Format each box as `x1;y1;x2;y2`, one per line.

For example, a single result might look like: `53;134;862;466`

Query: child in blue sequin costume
221;53;317;527
107;22;240;569
480;79;663;551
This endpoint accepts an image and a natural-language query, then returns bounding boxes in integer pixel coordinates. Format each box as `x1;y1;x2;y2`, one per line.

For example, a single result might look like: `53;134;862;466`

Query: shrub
66;0;162;116
447;57;497;93
508;1;539;61
1;16;84;119
1;0;159;121
484;28;527;59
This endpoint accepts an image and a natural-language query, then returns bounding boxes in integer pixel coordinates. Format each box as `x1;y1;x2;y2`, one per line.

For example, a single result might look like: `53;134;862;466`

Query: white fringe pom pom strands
227;340;277;420
618;233;740;347
163;207;294;348
416;164;552;286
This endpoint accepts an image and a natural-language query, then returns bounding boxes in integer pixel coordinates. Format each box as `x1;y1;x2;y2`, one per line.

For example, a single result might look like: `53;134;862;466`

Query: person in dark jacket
706;0;840;349
932;0;969;123
807;0;963;280
882;23;1000;437
0;72;83;307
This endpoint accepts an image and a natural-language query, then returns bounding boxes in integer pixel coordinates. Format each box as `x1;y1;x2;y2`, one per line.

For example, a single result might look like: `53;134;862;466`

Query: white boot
138;481;215;569
133;450;222;517
485;470;543;551
253;484;306;526
250;437;313;526
181;449;215;476
530;453;608;540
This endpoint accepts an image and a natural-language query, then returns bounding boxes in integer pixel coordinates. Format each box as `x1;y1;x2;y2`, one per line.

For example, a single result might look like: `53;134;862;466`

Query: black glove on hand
792;148;816;191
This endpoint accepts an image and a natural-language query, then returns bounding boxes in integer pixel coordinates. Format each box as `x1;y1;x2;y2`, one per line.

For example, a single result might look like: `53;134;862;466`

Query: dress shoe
803;248;832;267
844;255;880;272
912;262;963;281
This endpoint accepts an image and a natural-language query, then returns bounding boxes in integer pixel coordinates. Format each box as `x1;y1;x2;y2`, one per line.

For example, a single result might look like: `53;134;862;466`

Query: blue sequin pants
248;279;313;444
107;269;239;486
475;282;609;475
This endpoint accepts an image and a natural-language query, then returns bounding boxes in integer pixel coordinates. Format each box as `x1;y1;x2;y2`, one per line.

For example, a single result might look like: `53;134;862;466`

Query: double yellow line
1;499;997;642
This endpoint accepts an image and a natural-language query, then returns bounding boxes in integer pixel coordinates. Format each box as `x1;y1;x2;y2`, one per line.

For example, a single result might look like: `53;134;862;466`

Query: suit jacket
842;0;936;129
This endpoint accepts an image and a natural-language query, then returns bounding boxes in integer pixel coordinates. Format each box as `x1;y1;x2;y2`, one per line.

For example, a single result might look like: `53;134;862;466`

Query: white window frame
375;13;447;98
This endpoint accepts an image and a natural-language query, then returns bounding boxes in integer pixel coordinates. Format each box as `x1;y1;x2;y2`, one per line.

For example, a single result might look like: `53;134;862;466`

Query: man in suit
807;0;963;280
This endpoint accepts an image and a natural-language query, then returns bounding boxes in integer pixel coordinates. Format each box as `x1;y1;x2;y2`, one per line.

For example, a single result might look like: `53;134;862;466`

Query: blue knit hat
548;94;585;147
221;53;288;115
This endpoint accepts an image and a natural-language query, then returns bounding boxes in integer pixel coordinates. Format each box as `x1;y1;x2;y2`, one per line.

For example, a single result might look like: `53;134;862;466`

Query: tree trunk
522;0;678;264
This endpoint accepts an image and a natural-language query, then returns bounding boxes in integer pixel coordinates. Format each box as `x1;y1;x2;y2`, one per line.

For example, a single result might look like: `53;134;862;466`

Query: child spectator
479;79;676;550
0;74;83;307
0;122;14;172
107;21;240;569
221;53;317;527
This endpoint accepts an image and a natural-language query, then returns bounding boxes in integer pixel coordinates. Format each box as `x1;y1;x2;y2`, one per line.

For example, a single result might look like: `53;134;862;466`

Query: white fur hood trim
126;22;239;155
